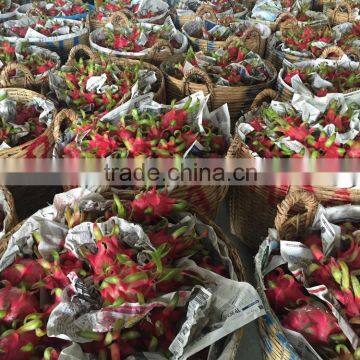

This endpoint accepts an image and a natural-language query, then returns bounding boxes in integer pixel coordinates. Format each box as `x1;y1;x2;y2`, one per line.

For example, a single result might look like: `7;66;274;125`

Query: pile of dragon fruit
0;188;263;359
0;89;55;148
264;220;360;359
55;91;229;158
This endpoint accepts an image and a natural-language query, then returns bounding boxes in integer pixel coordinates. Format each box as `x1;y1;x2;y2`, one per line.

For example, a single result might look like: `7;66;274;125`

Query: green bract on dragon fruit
0;188;264;359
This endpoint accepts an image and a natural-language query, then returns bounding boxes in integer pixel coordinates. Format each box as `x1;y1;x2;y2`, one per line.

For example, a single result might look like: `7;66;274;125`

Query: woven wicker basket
227;89;360;250
183;20;269;56
0;3;18;23
0;186;17;237
58;44;166;106
266;34;344;72
0;189;244;357
1;17;89;61
326;1;357;25
89;7;169;30
89;12;187;66
0;47;61;92
314;0;336;10
255;189;320;360
176;3;248;28
246;11;294;32
0;88;56;158
16;2;94;20
277;48;354;102
53;107;228;219
160;54;277;125
278;20;335;64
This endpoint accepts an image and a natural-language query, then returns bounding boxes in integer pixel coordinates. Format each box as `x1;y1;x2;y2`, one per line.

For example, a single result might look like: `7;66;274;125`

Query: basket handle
250;89;277;110
195;4;217;21
148;39;174;60
241;27;262;53
53;109;78;142
320;46;345;60
182;67;214;104
110;11;131;28
66;45;97;65
332;1;352;22
225;35;242;48
274;189;319;240
0;63;34;87
26;7;44;18
275;12;296;30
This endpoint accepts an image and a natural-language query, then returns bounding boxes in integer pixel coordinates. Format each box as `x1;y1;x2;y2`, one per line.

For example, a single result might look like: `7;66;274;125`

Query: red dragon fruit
1;258;45;287
0;283;39;323
337;237;360;270
265;267;309;313
131;189;186;223
307;258;342;289
0;319;42;359
332;261;360;318
282;304;343;345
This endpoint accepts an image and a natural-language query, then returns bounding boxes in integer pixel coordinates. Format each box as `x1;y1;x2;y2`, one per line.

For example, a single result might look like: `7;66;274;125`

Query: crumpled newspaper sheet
255;203;360;359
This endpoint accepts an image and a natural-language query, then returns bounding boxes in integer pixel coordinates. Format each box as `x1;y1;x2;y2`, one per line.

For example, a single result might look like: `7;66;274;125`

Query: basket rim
0;87;57;158
161;53;277;91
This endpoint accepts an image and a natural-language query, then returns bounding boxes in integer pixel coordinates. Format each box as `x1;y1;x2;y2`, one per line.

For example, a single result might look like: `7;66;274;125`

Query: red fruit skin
1;258;45;287
265;268;309;313
132;189;177;222
337;239;360;270
282;304;341;345
161;108;188;132
0;284;39;323
333;289;360;318
0;330;39;359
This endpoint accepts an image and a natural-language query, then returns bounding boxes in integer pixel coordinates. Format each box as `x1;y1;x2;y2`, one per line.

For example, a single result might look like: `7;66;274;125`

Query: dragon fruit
265;267;309;313
282;304;343;345
307;258;342;289
303;232;325;262
132;189;186;223
1;258;45;287
0;330;39;359
332;261;360;318
0;283;39;323
338;237;360;270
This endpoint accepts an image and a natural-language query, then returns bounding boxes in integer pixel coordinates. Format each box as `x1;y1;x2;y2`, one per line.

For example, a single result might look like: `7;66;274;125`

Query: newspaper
255;203;360;358
54;91;231;159
89;17;188;58
0;90;55;148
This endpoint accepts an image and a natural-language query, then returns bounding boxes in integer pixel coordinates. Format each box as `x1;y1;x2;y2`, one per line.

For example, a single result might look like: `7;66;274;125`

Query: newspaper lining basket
160;54;277;125
53;108;228;219
0;189;244;358
15;2;94;20
0;3;18;23
89;11;188;65
176;3;248;28
64;45;166;105
226;89;360;250
0;88;56;158
183;20;270;56
255;189;321;360
276;48;357;101
1;17;89;60
326;1;357;24
0;47;61;92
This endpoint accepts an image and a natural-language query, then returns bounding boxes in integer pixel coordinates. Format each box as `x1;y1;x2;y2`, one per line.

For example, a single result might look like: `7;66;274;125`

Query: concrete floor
215;202;263;360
